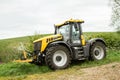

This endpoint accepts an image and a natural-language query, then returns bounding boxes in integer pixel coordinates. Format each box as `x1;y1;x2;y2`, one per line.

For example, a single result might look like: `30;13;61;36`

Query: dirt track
57;62;120;80
25;62;120;80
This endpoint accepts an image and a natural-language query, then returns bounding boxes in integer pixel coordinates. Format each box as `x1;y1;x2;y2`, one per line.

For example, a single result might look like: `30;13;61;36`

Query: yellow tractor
30;19;106;70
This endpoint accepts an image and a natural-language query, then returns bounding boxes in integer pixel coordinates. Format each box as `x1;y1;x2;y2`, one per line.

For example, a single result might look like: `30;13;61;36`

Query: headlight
34;41;41;51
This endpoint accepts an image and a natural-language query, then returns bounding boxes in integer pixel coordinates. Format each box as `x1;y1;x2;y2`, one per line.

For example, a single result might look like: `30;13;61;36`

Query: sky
0;0;113;39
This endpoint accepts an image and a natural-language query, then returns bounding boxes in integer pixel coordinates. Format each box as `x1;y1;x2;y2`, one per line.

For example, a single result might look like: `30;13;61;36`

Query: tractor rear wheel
45;45;71;70
90;41;106;60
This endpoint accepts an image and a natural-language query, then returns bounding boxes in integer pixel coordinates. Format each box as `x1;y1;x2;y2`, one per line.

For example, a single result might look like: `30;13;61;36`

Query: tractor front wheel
45;45;71;70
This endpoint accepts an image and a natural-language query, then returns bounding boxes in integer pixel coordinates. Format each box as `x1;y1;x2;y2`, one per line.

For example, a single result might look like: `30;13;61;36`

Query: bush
26;33;51;52
84;32;120;49
26;33;43;52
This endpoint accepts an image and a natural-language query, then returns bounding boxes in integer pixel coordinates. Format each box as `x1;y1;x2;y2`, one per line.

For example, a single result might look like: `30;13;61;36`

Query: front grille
34;41;41;51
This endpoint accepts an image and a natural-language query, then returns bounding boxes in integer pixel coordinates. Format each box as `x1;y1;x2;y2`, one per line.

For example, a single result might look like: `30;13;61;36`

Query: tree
111;0;120;33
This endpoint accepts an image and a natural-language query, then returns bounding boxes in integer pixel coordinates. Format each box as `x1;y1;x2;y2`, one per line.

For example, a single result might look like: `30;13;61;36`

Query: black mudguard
47;41;74;58
83;38;106;58
88;38;106;46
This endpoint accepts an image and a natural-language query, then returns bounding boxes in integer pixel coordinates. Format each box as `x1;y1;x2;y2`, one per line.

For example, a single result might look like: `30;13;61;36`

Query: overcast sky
0;0;113;39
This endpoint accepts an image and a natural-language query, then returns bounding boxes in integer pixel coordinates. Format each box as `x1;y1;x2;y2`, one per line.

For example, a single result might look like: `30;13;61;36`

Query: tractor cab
55;19;85;46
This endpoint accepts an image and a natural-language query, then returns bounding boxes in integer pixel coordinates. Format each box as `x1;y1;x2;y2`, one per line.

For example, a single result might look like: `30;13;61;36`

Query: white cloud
0;0;113;39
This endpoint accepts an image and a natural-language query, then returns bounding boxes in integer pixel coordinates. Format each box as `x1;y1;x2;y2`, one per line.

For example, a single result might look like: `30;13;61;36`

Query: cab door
70;23;81;46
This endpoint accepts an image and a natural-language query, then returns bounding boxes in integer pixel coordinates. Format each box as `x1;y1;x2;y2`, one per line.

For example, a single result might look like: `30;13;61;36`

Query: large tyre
45;45;71;70
90;41;106;60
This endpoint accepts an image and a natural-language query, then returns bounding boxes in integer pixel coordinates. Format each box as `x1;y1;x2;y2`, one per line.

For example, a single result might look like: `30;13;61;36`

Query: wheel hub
95;50;99;56
93;46;104;60
56;56;62;62
53;50;67;67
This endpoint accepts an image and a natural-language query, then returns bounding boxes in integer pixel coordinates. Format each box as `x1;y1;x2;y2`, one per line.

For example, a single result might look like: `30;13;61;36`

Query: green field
0;32;120;79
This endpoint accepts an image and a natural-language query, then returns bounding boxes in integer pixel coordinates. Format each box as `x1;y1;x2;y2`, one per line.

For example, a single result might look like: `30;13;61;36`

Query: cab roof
55;19;84;27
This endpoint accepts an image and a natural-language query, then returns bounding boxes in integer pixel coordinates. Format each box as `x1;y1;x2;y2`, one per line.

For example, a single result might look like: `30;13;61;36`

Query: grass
0;49;119;77
79;50;120;68
0;62;51;77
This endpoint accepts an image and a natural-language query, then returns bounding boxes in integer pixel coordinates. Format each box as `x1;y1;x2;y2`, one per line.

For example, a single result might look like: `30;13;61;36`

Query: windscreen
57;24;70;41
